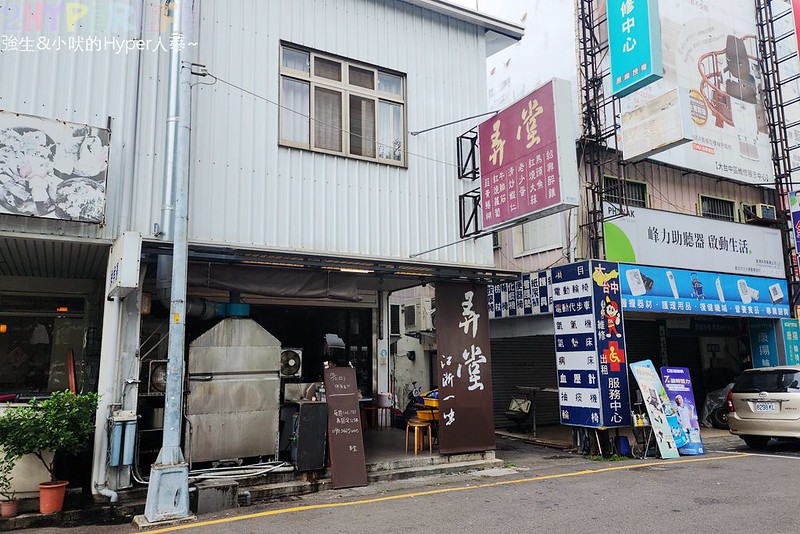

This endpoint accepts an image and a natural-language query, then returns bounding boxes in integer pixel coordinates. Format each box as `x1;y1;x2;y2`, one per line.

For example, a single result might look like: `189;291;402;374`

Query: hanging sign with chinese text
608;0;663;96
781;319;800;366
478;78;579;231
436;282;494;454
487;270;550;319
749;319;779;368
552;260;631;428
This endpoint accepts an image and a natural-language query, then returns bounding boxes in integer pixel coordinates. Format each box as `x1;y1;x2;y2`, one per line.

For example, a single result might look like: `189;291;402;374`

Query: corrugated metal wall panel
491;335;559;429
0;0;146;240
186;0;492;267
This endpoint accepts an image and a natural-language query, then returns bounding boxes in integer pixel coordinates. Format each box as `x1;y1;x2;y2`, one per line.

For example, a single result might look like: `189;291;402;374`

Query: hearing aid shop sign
603;205;785;279
619;264;790;319
552;261;631;429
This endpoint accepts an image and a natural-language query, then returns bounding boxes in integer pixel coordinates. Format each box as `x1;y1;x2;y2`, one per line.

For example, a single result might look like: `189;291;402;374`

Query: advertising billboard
781;319;800;366
0;110;109;223
604;205;785;279
608;0;663;96
630;360;683;459
607;0;774;186
619;263;790;318
552;261;631;429
478;78;579;231
488;270;550;319
660;366;705;455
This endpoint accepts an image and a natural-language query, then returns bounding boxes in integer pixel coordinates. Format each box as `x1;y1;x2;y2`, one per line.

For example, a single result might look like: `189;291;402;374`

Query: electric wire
202;70;486;171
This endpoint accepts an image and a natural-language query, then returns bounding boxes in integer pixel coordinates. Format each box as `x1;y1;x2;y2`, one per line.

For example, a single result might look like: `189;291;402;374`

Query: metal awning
0;234;110;279
142;240;520;292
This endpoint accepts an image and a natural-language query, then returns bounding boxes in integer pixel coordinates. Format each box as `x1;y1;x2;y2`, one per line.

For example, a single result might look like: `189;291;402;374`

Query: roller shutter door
491;336;559;428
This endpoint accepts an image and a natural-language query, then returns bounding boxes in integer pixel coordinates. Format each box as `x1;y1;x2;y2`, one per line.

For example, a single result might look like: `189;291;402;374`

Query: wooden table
515;386;559;437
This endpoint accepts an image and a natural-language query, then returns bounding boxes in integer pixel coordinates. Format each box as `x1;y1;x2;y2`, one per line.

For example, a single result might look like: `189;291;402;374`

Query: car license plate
755;402;777;412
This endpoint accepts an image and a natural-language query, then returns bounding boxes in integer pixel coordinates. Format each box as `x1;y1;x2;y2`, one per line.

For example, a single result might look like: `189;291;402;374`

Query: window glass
350;95;376;157
314;87;342;152
603;177;647;208
378;72;402;95
700;196;736;222
378;101;403;161
350;66;375;89
520;213;562;253
281;78;310;144
315;57;342;81
282;47;310;72
733;371;800;393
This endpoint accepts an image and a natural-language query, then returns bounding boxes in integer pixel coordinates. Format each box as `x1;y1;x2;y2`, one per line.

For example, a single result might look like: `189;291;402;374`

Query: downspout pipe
143;0;195;522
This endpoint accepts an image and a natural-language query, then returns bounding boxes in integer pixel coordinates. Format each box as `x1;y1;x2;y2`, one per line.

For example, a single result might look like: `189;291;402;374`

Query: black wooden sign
436;282;495;454
323;367;368;489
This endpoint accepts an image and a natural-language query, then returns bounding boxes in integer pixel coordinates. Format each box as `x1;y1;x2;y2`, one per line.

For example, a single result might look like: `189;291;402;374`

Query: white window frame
279;43;407;167
512;213;565;258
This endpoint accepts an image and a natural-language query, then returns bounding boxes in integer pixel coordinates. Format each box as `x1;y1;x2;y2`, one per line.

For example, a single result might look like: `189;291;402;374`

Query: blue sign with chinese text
781;319;800;366
608;0;663;97
553;261;631;428
749;319;779;369
619;264;790;319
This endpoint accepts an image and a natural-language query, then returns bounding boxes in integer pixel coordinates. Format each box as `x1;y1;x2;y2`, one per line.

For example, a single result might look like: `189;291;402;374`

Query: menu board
323;367;367;489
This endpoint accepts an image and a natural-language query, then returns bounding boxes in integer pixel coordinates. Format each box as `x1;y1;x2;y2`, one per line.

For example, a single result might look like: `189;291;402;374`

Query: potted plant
0;391;99;515
0;452;19;518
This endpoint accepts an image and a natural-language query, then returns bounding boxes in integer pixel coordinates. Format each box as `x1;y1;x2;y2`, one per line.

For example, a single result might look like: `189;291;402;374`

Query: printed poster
660;367;705;455
629;360;686;459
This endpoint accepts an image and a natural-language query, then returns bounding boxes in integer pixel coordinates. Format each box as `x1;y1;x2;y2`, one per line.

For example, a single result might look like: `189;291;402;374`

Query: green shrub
0;391;99;482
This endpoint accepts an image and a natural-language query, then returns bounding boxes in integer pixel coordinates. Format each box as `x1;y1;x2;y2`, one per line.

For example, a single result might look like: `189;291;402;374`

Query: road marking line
711;449;800;460
146;453;751;533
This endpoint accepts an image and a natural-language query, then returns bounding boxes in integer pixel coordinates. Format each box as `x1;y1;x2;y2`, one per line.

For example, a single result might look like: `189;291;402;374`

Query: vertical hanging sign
782;319;800;366
552;261;631;428
789;191;800;257
608;0;663;97
436;282;495;454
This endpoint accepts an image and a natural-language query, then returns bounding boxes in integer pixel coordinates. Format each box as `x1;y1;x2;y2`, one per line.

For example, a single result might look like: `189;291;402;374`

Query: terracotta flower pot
38;481;68;514
1;500;18;518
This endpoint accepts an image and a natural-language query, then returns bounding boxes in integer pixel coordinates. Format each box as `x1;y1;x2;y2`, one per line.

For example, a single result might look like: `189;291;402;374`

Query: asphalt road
27;435;800;534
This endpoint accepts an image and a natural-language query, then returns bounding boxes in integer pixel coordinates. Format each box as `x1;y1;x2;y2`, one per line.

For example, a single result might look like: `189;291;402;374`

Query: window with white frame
603;176;648;208
279;44;406;165
699;195;736;222
513;213;564;257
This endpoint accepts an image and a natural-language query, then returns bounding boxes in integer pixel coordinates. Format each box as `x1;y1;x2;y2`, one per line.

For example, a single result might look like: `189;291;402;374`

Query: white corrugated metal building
0;0;522;499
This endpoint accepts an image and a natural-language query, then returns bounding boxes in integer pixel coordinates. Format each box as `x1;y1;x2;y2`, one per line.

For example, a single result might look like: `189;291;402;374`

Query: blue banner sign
661;367;704;456
630;360;683;459
608;0;663;96
781;319;800;366
619;264;790;319
749;319;779;368
552;261;631;429
488;271;550;319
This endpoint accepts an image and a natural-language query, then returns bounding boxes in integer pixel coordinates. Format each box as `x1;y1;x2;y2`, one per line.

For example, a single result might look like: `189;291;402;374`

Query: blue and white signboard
619;264;790;319
749;319;779;368
782;319;800;366
552;261;631;428
608;0;663;96
661;367;705;456
488;271;550;319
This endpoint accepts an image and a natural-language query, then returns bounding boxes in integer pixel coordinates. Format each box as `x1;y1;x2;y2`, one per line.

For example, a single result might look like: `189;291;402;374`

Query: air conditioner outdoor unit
743;203;777;222
280;348;303;378
403;297;435;333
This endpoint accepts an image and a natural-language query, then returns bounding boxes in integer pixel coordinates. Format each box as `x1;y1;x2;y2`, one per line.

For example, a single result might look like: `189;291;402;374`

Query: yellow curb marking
146;453;752;533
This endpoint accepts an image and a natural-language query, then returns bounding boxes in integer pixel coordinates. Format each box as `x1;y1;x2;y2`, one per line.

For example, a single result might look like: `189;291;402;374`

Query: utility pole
141;0;194;524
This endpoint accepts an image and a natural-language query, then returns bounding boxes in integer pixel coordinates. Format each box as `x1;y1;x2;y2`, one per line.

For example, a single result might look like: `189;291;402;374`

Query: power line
204;70;473;170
